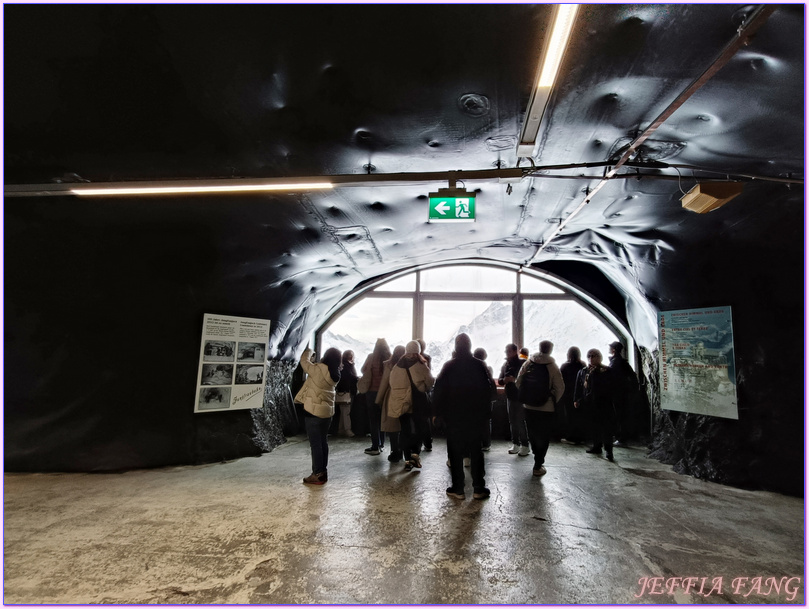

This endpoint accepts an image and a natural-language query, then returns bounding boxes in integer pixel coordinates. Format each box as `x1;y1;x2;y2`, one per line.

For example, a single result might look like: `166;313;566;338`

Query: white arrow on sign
435;201;450;215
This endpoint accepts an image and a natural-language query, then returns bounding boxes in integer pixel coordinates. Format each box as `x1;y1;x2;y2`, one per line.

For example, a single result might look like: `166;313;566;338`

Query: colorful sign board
658;306;738;419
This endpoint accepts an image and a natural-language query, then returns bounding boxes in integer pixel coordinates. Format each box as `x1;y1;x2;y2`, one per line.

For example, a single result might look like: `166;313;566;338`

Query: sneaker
518;445;530;457
606;453;614;462
533;466;547;476
303;472;327;485
473;487;491;500
586;447;602;454
613;440;628;448
364;447;381;455
446;487;465;499
508;444;520;454
481;445;491;452
423;442;433;452
410;453;422;469
463;457;471;467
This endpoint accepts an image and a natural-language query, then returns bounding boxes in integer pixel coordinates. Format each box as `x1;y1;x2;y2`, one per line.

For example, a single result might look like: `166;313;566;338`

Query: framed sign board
658;306;738;420
194;313;271;413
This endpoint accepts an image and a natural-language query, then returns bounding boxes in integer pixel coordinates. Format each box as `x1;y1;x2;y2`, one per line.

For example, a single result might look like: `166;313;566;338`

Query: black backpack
518;362;551;406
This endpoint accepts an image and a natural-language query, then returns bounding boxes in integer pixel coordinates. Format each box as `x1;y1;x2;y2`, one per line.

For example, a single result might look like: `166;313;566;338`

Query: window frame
315;261;634;367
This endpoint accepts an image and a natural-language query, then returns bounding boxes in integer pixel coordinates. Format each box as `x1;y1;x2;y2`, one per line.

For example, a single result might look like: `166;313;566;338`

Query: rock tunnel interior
3;4;804;497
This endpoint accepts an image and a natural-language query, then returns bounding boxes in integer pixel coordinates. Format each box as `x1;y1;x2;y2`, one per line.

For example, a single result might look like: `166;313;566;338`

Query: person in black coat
574;348;617;461
333;350;359;437
560;347;587;444
432;333;495;500
498;343;529;455
608;341;639;447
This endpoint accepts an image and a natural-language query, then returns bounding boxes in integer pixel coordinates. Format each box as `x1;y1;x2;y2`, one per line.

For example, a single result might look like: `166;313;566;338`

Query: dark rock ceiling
5;3;804;352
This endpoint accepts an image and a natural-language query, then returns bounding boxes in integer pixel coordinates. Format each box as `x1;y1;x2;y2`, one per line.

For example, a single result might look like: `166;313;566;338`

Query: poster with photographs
194;314;270;413
658;306;738;420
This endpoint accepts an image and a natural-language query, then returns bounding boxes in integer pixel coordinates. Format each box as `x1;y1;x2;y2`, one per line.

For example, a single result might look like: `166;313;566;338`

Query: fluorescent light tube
71;182;333;196
517;4;579;157
538;4;578;88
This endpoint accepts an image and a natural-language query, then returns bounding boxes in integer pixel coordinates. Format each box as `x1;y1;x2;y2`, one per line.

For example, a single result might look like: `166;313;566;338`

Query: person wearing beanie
387;340;434;471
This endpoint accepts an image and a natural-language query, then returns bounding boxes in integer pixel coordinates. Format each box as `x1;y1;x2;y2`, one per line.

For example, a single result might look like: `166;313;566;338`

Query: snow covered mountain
323;299;618;373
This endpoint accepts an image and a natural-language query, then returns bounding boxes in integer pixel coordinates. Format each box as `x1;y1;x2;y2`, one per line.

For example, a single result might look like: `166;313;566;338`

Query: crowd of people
293;334;639;498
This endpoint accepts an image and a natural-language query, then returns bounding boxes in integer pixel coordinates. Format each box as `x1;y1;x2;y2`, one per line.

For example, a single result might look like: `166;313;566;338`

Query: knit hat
405;340;421;354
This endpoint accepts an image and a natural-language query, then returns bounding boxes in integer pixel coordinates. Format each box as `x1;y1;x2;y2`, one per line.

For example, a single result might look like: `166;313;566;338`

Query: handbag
357;373;371;394
405;367;431;416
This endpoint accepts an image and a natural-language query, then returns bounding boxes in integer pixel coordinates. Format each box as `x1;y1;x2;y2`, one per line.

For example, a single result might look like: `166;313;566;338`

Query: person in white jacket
388;341;434;471
294;347;342;485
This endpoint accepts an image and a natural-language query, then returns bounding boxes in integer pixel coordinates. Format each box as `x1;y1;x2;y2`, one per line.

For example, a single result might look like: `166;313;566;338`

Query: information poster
194;314;271;413
658;306;737;419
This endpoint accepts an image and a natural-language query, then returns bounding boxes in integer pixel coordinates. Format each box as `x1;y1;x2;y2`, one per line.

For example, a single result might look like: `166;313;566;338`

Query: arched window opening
318;263;630;371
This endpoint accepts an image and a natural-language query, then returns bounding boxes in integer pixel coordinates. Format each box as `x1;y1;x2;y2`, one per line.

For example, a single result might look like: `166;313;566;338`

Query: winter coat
293;348;337;418
358;354;385;394
335;362;358;404
432;351;494;426
573;364;615;413
560;359;586;407
515;352;564;413
498;354;523;401
376;358;401;432
387;355;434;419
609;354;639;398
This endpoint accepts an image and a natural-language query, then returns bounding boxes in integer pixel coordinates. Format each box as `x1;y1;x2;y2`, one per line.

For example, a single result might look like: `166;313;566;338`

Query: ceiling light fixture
69;182;333;196
517;3;579;158
680;182;744;214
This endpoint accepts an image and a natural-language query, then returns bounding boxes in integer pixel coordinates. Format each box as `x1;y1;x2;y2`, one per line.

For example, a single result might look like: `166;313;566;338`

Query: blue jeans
305;414;332;474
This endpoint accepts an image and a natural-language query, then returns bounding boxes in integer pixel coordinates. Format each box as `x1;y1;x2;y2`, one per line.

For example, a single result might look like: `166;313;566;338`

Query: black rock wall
4;197;303;471
4;188;803;496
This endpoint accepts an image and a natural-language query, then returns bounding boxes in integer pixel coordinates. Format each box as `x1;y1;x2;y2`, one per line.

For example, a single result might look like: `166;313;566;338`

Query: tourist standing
294;347;342;485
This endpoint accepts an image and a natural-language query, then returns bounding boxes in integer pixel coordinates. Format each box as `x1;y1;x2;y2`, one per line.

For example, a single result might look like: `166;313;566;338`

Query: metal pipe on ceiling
526;4;778;263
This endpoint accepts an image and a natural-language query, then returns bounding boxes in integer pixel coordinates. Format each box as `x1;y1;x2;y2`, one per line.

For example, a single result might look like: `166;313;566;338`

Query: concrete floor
4;436;804;605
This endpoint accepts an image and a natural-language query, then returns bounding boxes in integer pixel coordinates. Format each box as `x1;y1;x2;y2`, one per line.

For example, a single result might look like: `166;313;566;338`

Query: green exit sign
428;189;476;222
